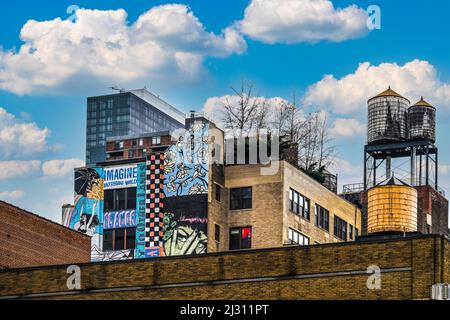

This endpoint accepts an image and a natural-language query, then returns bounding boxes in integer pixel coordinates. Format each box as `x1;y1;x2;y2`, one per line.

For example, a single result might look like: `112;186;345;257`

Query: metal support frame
364;139;438;191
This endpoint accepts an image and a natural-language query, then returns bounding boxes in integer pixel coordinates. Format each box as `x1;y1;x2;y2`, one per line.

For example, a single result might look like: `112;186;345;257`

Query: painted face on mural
164;225;207;256
75;168;104;200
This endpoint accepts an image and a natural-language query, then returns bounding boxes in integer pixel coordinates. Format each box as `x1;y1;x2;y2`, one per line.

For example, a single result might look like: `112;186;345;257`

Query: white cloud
42;158;85;177
330;118;366;138
0;160;41;180
302;59;450;115
0;5;246;95
439;164;450;175
0;107;50;159
0;190;25;201
237;0;369;44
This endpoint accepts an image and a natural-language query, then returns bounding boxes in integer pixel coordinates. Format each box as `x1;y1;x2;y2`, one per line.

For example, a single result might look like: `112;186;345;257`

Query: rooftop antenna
109;86;126;93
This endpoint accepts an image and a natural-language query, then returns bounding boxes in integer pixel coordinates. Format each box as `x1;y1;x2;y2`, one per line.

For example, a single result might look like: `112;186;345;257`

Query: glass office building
86;89;185;166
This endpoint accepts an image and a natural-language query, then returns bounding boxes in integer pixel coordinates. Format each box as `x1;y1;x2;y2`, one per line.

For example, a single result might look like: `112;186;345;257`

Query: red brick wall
0;201;91;270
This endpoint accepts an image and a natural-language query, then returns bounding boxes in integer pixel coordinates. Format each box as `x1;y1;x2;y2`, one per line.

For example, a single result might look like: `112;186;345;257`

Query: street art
73;167;105;262
91;247;134;262
103;210;136;230
164;121;209;197
142;119;210;259
104;165;138;190
162;195;208;256
134;163;147;259
144;153;166;258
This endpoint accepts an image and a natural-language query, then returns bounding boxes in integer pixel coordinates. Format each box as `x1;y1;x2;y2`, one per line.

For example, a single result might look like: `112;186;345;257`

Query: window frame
229;227;252;250
289;188;311;220
288;228;310;246
230;187;252;211
334;215;348;241
103;227;136;252
315;204;330;232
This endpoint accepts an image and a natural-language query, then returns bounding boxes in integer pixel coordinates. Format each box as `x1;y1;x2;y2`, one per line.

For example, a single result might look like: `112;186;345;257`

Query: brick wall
0;201;91;270
0;235;447;300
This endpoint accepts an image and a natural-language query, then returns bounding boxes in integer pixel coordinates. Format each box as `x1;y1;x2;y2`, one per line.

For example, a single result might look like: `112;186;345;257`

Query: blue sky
1;0;450;222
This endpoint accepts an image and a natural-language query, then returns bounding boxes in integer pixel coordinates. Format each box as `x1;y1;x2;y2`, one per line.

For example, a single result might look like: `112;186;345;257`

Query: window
215;224;221;242
152;136;161;145
229;227;252;250
230;187;252;210
104;188;136;211
289;188;310;220
103;228;136;251
349;224;354;240
334;216;348;241
115;141;124;150
215;184;222;202
288;228;310;246
355;228;359;238
315;205;329;231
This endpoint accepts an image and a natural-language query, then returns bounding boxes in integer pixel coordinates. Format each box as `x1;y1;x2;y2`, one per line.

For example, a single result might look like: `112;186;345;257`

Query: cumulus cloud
0;160;42;180
0;5;246;95
302;59;450;115
0;107;50;159
330;118;366;138
42;158;85;177
237;0;369;44
0;190;26;201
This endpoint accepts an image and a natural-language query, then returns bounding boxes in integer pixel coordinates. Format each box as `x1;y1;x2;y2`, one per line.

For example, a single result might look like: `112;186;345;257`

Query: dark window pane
215;184;221;202
103;230;113;251
126;228;136;250
115;229;125;250
104;190;114;211
230;187;252;210
116;189;126;210
229;229;240;250
126;188;136;210
215;224;221;242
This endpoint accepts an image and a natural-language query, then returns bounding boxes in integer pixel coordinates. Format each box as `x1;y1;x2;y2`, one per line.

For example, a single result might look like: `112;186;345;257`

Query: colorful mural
134;163;147;259
72;167;105;262
91;248;134;262
163;195;208;256
141;120;210;258
164;122;209;197
103;210;136;230
144;153;166;258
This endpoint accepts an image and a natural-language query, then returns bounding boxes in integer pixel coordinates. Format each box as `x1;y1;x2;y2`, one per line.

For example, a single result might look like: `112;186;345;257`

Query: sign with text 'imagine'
104;165;138;190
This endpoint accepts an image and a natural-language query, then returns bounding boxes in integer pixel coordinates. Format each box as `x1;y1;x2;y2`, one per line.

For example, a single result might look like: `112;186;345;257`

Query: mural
140;119;210;259
104;165;138;190
144;153;166;258
163;195;208;256
91;248;134;262
103;210;136;230
72;167;105;262
164;122;209;197
134;163;147;259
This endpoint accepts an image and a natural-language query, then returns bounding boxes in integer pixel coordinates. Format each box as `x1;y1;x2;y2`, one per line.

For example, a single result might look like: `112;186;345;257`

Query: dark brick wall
0;201;91;270
0;235;447;300
416;186;449;236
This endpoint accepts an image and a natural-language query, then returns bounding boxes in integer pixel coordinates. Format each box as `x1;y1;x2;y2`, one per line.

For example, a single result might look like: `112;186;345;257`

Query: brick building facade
0;201;91;270
0;234;448;300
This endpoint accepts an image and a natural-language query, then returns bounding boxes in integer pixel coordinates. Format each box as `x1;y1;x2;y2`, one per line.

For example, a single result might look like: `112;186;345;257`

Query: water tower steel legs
386;155;391;180
411;147;416;186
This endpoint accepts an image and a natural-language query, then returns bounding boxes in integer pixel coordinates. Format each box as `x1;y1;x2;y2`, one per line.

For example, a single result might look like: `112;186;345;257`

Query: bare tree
221;81;261;135
298;112;335;172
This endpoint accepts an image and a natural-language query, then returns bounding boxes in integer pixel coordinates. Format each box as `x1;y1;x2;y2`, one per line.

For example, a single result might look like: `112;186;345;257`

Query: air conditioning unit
432;283;450;300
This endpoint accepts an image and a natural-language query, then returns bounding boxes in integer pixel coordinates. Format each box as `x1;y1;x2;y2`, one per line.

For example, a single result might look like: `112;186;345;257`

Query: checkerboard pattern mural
145;153;165;258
